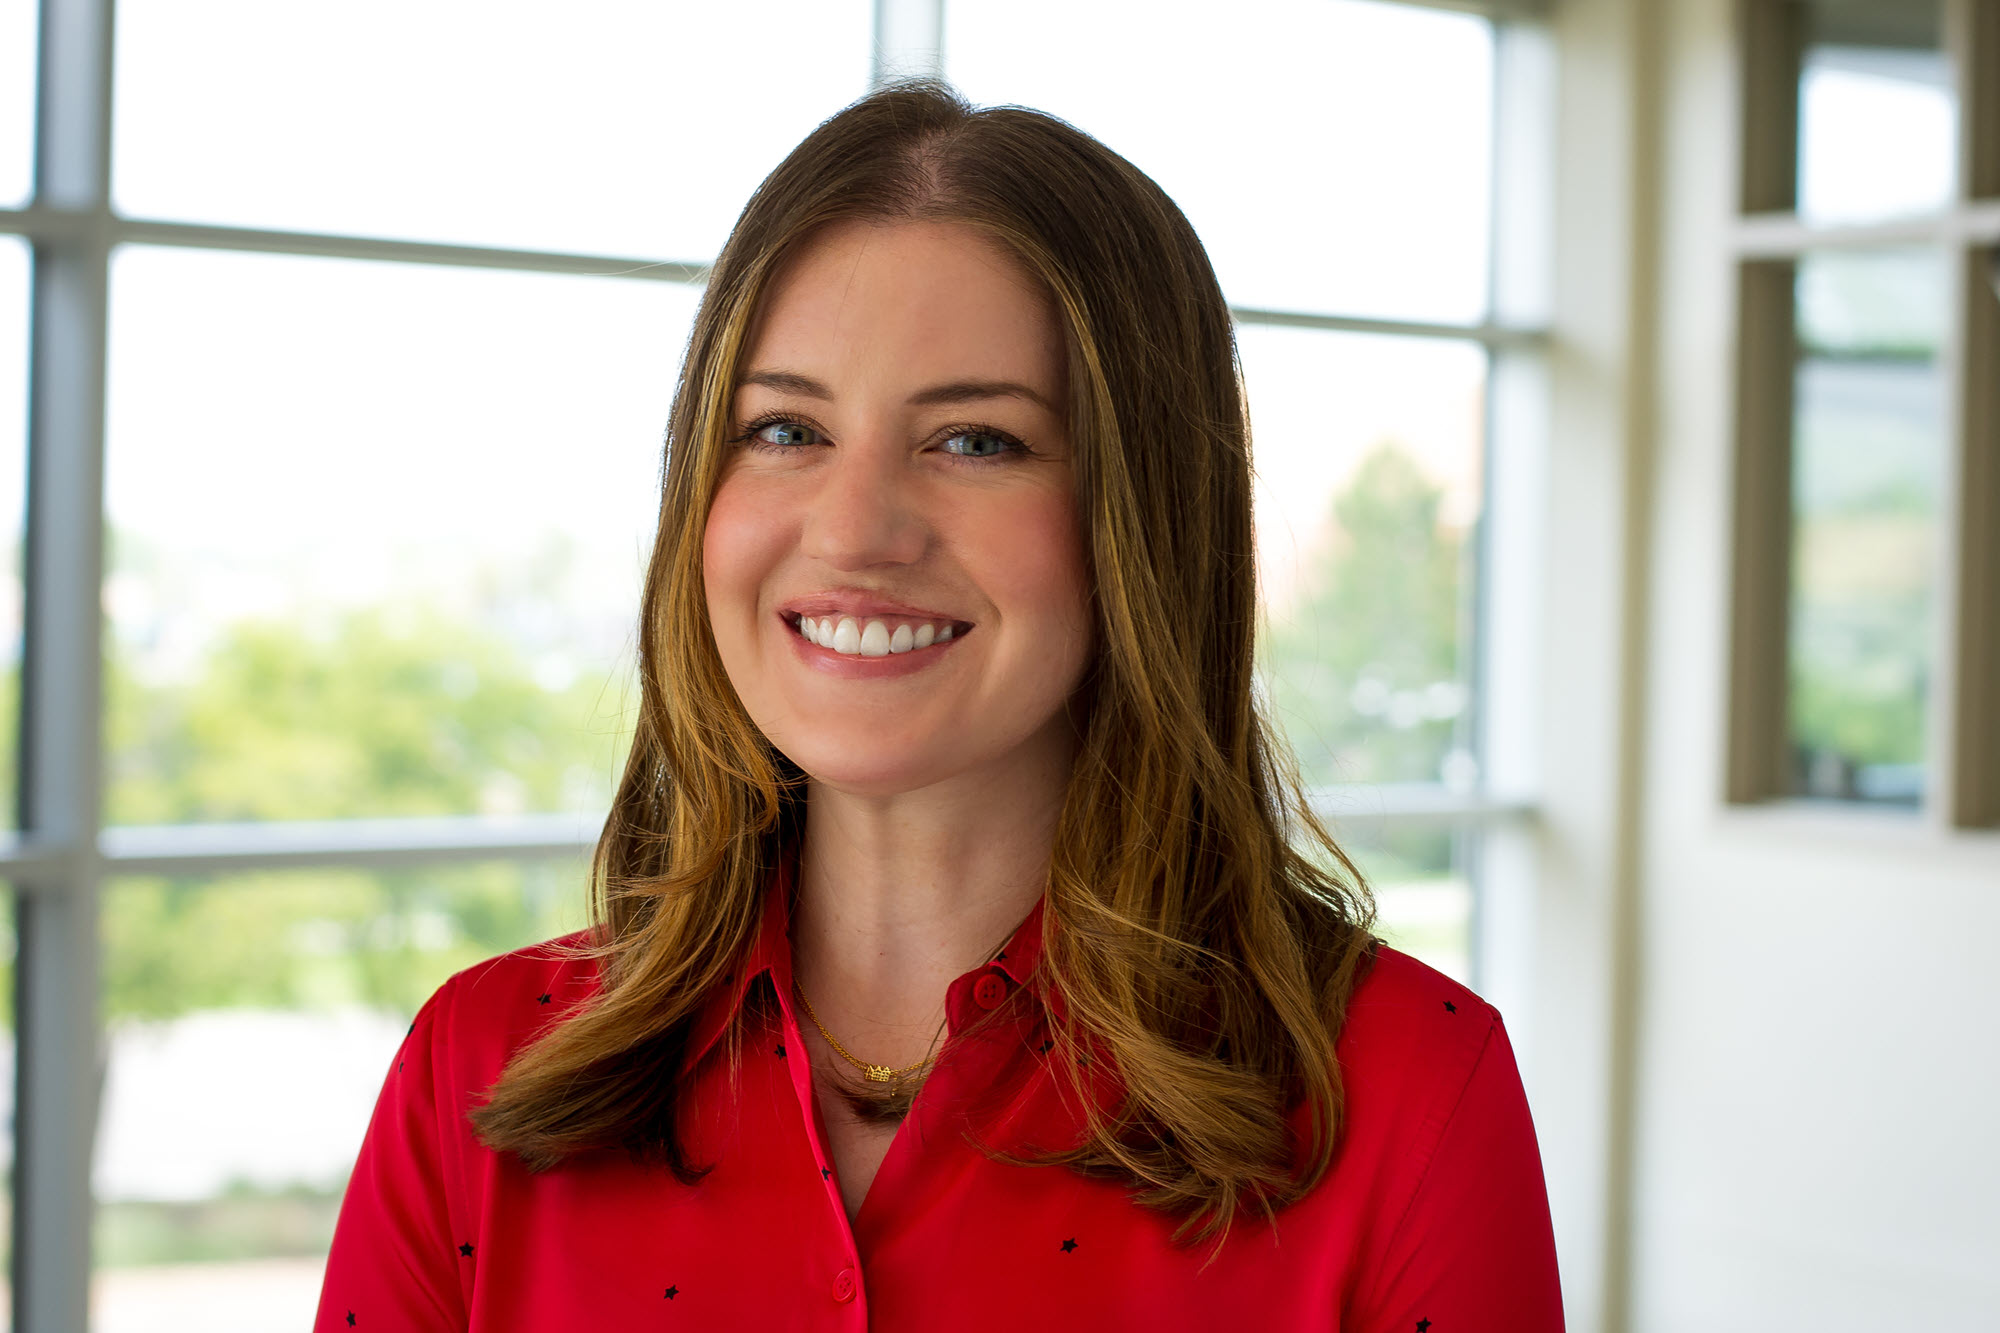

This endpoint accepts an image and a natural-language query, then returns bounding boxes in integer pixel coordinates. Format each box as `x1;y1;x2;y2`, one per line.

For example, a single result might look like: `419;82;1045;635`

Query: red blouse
317;864;1563;1331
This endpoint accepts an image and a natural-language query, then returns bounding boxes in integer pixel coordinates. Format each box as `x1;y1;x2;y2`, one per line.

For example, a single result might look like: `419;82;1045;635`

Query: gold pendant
863;1064;894;1083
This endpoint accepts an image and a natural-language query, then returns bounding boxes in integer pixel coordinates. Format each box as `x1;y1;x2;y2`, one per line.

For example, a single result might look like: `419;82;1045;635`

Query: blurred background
0;0;1994;1328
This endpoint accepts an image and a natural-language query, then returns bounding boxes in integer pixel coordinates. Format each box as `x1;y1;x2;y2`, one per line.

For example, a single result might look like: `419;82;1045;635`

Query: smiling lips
794;614;963;658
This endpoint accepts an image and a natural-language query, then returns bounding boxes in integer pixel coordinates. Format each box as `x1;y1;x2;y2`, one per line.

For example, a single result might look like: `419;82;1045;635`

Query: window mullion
1938;0;2000;827
15;0;114;1327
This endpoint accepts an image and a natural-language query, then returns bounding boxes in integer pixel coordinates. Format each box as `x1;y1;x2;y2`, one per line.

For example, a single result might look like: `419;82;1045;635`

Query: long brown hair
470;81;1378;1247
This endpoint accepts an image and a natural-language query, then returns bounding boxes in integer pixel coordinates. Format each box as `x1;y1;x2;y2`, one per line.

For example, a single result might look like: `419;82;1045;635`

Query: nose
798;433;929;570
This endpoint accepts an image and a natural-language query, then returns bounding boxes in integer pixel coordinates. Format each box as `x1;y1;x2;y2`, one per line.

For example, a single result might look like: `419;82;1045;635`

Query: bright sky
101;246;700;686
0;0;30;207
947;0;1494;324
1798;53;1955;225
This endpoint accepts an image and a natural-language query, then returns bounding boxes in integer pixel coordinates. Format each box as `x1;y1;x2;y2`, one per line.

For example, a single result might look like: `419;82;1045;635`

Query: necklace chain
793;981;937;1083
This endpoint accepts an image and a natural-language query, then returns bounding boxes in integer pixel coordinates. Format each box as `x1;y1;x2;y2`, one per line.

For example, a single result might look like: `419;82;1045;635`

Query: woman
317;82;1563;1330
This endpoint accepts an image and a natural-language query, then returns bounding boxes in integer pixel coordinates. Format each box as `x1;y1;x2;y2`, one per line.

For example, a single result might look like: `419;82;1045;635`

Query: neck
789;732;1072;1042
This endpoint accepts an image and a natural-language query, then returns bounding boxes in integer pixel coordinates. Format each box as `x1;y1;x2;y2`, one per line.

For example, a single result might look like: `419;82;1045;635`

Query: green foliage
1259;442;1470;789
1790;666;1926;769
104;862;583;1023
95;1184;342;1268
98;606;619;1023
108;608;629;824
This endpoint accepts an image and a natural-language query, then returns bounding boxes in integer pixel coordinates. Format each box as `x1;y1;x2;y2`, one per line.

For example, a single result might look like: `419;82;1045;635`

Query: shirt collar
679;847;1051;1076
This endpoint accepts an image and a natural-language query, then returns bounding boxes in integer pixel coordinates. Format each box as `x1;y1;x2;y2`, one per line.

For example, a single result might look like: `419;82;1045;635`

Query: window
1728;0;2000;824
2;2;1548;1327
949;0;1548;985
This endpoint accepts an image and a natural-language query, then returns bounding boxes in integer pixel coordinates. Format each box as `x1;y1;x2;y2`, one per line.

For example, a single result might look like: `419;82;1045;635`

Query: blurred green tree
100;608;625;1021
1259;441;1472;806
108;609;625;824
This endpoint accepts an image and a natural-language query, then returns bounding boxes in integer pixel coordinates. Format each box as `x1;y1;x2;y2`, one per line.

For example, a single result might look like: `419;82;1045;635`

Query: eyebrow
736;369;1056;413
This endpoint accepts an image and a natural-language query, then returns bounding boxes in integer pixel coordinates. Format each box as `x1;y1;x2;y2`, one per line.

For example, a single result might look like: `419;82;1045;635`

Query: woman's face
703;220;1093;799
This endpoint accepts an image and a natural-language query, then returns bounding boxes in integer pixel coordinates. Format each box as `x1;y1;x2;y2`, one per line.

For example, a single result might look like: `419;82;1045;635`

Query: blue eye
751;421;822;448
941;430;1015;458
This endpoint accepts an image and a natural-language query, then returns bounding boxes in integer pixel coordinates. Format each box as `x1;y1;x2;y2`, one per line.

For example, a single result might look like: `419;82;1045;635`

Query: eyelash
725;411;1031;462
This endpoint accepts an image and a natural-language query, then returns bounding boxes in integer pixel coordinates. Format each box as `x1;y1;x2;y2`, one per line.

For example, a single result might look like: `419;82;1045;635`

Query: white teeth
802;615;960;656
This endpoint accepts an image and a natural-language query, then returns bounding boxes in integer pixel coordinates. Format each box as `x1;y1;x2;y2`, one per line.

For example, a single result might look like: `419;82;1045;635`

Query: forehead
741;220;1065;397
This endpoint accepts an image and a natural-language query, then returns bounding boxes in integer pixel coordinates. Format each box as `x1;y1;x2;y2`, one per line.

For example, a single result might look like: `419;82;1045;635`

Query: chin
760;723;948;798
788;757;958;800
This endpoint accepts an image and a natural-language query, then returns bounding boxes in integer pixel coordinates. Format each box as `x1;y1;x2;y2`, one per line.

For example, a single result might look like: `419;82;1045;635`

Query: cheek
975;487;1093;658
701;475;788;641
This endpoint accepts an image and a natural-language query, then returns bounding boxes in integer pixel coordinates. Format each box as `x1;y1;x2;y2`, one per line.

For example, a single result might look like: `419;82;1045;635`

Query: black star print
537;993;552;1005
1416;1320;1432;1332
458;1242;474;1257
724;972;733;985
397;1061;403;1072
406;1021;414;1036
1060;1237;1078;1253
775;1044;787;1058
1038;1038;1054;1054
996;951;1007;961
821;1167;832;1179
1443;1001;1457;1014
346;1314;357;1328
664;1285;679;1300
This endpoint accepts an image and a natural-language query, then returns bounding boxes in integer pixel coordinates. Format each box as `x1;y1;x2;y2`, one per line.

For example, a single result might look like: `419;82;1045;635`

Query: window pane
1797;1;1954;225
0;0;32;207
112;0;873;260
91;865;583;1331
1788;248;1947;805
1245;326;1486;791
0;237;25;826
944;0;1493;324
105;248;694;825
1354;828;1473;986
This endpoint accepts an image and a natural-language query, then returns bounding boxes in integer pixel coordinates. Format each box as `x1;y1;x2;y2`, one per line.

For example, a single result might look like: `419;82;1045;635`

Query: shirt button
972;972;1007;1009
832;1267;857;1303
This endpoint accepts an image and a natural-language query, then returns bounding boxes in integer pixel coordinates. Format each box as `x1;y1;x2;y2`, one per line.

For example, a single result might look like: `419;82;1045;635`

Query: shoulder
414;931;603;1084
1333;945;1508;1150
1329;949;1562;1322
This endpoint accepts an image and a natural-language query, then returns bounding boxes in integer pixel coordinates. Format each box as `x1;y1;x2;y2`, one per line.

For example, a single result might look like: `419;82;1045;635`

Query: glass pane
1797;1;1954;225
105;248;695;825
91;866;584;1331
0;0;32;207
0;237;26;826
112;0;873;260
1245;325;1486;791
1788;248;1947;805
1364;829;1473;986
945;0;1493;324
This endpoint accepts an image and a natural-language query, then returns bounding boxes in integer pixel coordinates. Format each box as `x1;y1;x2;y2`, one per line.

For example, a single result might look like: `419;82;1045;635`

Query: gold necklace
793;981;938;1084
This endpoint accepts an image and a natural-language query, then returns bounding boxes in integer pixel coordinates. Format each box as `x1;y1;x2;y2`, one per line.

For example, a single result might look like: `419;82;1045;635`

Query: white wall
1628;0;2000;1327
